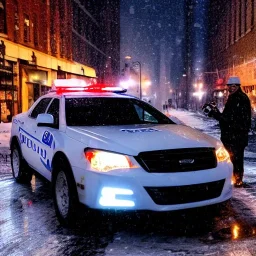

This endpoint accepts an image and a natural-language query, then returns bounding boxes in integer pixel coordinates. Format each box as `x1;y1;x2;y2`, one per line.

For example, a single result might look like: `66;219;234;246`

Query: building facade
71;0;120;84
0;0;120;123
206;0;256;111
182;0;195;109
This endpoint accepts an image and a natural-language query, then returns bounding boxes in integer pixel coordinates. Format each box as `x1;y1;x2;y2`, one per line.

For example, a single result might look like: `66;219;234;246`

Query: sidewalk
0;122;11;176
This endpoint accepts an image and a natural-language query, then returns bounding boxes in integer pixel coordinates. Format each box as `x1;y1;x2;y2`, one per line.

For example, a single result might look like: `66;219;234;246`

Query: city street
1;1;256;255
1;110;256;256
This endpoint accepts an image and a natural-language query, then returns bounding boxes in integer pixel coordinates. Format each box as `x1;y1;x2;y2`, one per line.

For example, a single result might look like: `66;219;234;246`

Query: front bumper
72;162;233;211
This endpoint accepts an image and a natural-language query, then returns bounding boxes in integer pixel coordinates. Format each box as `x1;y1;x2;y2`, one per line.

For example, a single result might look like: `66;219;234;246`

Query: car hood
66;124;222;156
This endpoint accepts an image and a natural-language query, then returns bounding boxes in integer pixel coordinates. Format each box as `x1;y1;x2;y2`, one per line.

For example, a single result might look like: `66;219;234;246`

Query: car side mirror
36;113;56;128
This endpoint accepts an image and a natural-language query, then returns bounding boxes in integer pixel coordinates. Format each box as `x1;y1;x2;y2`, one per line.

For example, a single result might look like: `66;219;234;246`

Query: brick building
72;0;120;84
206;0;256;111
0;0;120;122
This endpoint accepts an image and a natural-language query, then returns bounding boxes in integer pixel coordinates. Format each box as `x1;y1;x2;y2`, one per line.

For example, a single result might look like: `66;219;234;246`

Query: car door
20;97;52;173
34;98;60;180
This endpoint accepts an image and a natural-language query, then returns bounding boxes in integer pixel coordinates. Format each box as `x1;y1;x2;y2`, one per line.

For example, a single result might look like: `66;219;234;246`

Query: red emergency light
52;79;127;94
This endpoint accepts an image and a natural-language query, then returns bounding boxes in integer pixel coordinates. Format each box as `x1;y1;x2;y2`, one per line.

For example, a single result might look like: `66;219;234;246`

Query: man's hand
202;102;221;120
210;104;221;120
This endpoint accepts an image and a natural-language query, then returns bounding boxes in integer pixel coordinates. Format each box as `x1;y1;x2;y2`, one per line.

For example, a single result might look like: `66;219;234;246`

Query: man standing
205;76;251;187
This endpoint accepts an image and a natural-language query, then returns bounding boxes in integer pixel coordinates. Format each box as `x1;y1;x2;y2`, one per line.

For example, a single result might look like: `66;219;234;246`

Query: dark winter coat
214;87;251;147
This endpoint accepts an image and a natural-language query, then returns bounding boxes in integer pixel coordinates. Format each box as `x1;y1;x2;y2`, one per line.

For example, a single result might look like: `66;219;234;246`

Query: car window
134;104;158;123
65;97;174;126
47;98;60;128
30;98;52;119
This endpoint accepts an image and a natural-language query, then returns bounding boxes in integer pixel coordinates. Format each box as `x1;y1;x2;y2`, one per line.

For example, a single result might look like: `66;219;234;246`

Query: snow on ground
0;122;11;178
169;109;215;130
0;122;11;148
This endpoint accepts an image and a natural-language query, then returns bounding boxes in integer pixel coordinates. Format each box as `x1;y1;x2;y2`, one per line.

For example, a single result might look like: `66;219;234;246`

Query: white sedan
10;79;233;227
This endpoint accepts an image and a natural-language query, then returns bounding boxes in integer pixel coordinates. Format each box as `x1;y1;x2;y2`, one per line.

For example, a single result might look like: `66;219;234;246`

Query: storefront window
0;61;18;123
23;69;49;111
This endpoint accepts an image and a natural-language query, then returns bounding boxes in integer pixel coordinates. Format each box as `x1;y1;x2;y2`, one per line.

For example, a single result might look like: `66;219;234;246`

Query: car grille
144;179;225;205
135;147;217;173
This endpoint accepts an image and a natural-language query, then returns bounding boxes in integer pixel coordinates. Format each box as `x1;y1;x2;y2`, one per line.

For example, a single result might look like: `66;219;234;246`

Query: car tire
11;143;32;184
52;156;79;227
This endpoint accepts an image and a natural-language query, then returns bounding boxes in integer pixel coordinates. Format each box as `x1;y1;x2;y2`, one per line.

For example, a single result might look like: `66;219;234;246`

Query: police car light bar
101;86;127;93
53;78;87;88
52;79;127;93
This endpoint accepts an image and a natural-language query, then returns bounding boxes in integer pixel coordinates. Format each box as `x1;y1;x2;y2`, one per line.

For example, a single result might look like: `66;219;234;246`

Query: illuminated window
24;14;30;42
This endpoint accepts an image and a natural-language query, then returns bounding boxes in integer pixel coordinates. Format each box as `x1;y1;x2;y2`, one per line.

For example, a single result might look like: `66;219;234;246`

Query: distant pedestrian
202;76;251;187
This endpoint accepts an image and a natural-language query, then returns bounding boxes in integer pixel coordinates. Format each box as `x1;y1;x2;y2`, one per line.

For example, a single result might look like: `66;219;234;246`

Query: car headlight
84;149;138;172
216;147;230;162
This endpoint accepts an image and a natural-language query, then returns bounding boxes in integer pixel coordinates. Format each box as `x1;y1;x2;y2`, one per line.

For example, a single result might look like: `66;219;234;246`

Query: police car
10;79;233;226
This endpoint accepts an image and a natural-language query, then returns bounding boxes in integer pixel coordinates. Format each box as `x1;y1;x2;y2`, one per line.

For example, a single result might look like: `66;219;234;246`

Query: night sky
120;0;209;109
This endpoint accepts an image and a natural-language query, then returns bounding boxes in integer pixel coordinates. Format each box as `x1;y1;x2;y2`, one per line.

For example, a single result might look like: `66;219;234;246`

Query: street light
192;80;205;110
132;61;142;99
125;56;142;99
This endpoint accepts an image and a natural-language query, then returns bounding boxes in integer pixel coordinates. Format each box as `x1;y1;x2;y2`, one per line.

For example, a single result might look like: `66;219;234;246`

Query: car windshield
65;97;175;126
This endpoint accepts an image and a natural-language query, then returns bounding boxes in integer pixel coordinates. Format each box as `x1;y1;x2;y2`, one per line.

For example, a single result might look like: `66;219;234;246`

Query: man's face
228;84;239;95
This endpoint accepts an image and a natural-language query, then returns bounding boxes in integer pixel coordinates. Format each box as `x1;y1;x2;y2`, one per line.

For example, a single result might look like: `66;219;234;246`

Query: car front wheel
52;158;79;227
11;143;32;183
